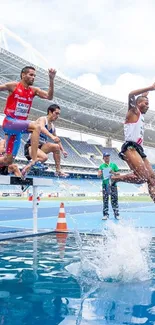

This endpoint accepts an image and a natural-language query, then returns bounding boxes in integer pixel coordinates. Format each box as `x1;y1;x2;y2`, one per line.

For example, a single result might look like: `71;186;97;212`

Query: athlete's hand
49;68;57;80
52;135;60;143
63;151;68;158
142;91;149;97
151;83;155;90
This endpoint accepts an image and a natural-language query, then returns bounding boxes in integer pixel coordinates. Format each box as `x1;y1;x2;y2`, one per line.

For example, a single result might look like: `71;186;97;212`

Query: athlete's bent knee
53;144;60;152
34;124;41;133
41;154;48;162
29;122;41;133
4;155;13;165
12;164;18;171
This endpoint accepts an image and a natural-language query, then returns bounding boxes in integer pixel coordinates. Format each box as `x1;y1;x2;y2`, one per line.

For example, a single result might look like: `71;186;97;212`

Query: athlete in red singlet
0;66;56;176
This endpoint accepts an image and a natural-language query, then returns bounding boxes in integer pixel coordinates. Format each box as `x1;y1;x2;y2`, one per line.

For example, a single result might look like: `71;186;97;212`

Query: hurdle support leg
0;176;52;235
33;185;38;233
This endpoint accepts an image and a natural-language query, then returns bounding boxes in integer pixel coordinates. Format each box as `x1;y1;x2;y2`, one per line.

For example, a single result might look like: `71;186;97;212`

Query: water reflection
0;234;154;324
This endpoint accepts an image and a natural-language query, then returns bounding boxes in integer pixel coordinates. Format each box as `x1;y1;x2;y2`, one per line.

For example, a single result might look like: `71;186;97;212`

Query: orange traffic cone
55;202;68;232
56;233;68;258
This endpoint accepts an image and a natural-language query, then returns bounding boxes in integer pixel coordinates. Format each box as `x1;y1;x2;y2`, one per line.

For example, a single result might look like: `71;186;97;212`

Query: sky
1;0;155;104
1;0;155;148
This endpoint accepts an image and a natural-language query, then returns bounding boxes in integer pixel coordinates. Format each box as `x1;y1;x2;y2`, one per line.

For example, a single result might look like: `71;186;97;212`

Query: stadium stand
0;178;142;198
67;139;100;156
31;179;141;195
0;47;155;149
0;127;4;139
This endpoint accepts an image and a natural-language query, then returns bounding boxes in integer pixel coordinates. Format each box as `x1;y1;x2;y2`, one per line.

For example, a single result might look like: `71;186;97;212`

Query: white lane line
0;208;17;210
0;215;57;224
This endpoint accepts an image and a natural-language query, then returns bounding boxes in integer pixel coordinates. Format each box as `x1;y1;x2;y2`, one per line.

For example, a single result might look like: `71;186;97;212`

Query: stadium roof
0;47;155;147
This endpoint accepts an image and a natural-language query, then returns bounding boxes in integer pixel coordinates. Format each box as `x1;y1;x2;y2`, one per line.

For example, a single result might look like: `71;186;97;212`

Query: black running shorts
119;141;147;160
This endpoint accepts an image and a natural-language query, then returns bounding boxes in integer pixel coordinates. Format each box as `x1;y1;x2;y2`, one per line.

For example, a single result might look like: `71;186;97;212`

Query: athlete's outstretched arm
34;68;56;100
129;83;155;97
0;82;17;92
128;83;155;111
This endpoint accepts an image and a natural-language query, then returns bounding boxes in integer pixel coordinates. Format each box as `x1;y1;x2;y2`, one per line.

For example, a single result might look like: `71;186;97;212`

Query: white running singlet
124;110;144;145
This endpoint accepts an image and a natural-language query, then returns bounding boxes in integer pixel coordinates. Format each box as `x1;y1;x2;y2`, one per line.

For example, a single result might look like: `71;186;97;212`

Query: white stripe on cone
59;208;65;213
57;218;67;223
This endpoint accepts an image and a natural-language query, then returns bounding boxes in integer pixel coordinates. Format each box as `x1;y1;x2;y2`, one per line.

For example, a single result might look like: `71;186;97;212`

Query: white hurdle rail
0;175;52;234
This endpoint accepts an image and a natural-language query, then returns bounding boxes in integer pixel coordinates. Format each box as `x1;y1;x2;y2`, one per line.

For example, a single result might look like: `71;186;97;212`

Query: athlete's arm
128;83;155;111
57;139;68;157
0;139;6;154
37;117;60;143
0;82;17;93
52;130;67;157
34;68;56;100
141;91;149;97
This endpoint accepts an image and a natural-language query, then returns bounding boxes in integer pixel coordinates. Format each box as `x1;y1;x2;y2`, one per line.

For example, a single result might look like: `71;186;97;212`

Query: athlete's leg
0;153;13;165
41;142;67;176
41;143;60;172
3;117;30;135
112;148;149;183
114;159;155;184
2;117;29;165
8;164;22;177
21;121;41;176
28;146;48;162
112;172;145;184
112;148;155;202
143;158;155;202
3;117;40;161
27;122;41;163
0;133;21;166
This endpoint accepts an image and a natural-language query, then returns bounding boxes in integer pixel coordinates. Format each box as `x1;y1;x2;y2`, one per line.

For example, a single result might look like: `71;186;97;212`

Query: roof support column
106;136;112;147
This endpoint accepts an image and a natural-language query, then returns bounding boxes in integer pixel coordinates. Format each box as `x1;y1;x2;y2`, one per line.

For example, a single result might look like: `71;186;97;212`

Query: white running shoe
115;215;121;220
102;215;109;220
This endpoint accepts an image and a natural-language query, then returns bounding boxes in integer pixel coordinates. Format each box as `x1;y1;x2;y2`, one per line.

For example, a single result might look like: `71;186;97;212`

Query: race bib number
15;102;30;117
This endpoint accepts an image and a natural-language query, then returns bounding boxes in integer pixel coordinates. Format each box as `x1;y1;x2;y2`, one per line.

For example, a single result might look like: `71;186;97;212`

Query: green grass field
0;195;152;202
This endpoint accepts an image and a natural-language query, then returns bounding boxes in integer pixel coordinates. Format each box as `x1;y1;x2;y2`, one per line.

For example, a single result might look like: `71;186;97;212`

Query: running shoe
32;162;48;170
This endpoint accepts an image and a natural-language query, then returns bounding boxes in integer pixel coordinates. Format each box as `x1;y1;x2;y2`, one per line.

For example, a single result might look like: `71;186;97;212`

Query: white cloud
65;40;105;73
73;72;155;110
101;73;150;102
1;0;155;107
1;0;155;75
73;73;102;93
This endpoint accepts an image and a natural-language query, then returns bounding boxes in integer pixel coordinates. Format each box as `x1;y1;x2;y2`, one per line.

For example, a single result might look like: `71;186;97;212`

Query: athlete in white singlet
24;104;68;177
124;110;144;145
112;83;155;203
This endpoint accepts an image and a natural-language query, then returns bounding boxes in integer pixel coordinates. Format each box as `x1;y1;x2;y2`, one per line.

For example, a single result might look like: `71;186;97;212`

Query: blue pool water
0;222;155;325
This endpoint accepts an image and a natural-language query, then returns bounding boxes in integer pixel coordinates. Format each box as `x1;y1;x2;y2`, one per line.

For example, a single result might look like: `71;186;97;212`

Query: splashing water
65;222;152;325
88;221;152;282
67;221;152;283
